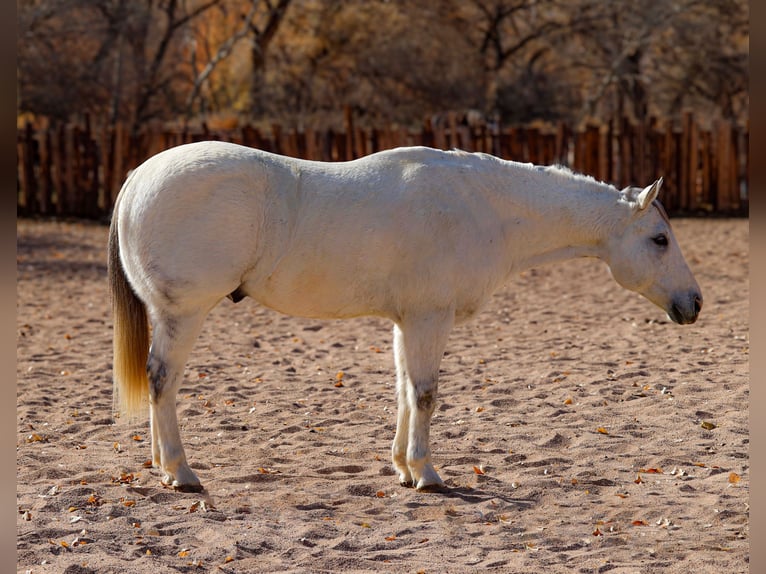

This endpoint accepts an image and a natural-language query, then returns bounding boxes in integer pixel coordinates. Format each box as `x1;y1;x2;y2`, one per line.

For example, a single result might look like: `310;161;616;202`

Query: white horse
108;142;702;492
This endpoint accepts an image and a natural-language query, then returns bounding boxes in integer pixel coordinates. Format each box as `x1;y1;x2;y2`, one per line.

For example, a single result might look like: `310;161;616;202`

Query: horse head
604;178;702;325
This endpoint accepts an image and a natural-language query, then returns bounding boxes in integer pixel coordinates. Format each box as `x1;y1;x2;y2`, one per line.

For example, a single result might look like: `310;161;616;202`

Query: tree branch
184;1;260;117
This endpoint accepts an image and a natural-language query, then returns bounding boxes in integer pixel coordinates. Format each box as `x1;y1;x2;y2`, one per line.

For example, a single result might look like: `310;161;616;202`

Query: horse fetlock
392;448;412;486
412;461;444;490
402;446;444;489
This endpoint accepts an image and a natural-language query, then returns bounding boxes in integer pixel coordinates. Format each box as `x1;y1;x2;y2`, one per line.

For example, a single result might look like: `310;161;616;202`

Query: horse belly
242;239;394;319
244;226;497;321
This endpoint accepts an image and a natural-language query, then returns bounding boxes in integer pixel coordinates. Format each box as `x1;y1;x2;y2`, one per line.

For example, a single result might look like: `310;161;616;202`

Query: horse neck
489;166;627;272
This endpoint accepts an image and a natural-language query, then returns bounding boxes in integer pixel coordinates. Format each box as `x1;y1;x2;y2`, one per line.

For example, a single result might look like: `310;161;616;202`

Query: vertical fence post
52;123;66;216
560;122;572;166
740;123;749;212
619;117;632;188
647;118;660;191
687;115;699;212
111;121;125;208
661;121;674;212
18;122;38;215
344;105;355;160
99;122;113;214
604;119;614;184
716;119;732;212
38;125;52;215
433;124;446;150
447;112;458;149
526;127;539;165
699;127;712;212
678;112;693;211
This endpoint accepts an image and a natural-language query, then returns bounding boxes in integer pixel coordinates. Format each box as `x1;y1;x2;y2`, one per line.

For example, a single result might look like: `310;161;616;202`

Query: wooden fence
17;112;748;219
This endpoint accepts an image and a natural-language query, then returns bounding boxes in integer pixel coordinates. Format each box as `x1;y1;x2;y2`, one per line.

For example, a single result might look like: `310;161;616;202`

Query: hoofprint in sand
18;217;747;573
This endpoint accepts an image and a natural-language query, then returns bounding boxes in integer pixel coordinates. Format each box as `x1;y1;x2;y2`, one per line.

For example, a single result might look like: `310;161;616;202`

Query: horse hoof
396;468;414;487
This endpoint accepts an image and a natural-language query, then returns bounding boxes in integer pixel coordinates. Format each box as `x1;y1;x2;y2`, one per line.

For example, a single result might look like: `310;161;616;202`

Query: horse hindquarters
110;206;215;492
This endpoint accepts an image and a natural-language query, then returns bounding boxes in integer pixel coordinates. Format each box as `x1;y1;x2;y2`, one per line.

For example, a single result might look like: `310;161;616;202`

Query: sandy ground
17;217;748;573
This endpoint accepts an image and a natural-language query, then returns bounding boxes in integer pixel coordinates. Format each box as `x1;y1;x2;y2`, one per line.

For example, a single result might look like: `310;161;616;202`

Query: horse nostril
693;294;703;314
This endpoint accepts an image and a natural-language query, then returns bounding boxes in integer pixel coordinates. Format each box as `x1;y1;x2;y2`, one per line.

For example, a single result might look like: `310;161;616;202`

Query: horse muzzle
668;291;703;325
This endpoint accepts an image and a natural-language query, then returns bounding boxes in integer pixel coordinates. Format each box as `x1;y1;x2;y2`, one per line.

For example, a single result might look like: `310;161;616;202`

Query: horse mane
540;162;671;220
449;150;605;185
447;148;475;159
537;163;606;188
652;198;670;223
445;149;633;202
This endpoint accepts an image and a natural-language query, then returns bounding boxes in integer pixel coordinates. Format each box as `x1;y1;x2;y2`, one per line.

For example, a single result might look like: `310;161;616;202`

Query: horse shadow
405;478;537;510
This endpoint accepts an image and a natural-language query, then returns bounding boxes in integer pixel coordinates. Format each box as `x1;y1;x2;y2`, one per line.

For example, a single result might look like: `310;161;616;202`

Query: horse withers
108;142;701;492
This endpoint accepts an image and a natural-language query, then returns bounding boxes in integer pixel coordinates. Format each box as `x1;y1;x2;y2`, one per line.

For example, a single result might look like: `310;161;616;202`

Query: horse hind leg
146;309;209;491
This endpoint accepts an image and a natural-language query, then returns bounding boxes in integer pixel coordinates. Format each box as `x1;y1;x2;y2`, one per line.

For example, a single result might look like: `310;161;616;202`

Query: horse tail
108;182;150;420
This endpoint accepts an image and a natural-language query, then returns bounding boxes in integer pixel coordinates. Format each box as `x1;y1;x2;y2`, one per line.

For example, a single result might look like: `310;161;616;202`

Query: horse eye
652;234;668;247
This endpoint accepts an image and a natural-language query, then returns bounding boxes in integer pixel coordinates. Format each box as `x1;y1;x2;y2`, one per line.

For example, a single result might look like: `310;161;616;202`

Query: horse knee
411;378;438;414
416;389;435;412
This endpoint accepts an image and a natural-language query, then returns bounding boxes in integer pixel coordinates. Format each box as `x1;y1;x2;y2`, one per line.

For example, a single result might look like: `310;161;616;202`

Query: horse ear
635;177;663;211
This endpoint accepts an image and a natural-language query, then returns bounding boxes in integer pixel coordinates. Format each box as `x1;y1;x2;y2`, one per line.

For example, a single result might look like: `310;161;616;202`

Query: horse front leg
394;310;454;490
147;311;207;492
391;324;412;486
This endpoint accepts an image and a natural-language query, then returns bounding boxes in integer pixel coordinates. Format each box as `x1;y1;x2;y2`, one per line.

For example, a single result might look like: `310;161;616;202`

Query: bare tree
126;0;224;131
184;0;259;119
262;0;484;127
18;0;224;128
19;0;114;120
18;0;748;129
659;0;748;122
566;0;748;124
435;0;568;119
246;0;292;117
